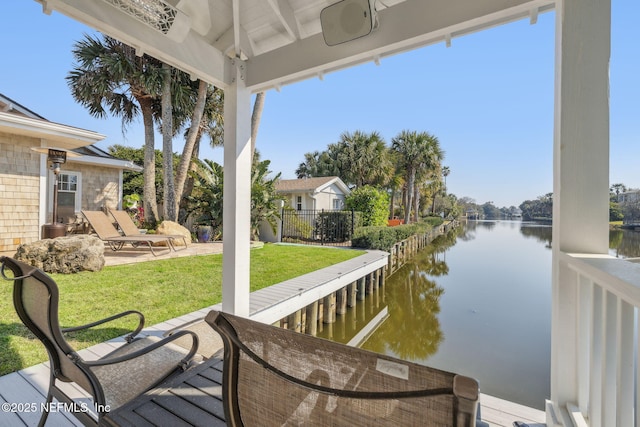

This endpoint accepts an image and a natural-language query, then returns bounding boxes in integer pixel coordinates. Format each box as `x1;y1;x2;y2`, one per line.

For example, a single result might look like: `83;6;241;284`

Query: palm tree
67;34;164;224
386;155;405;220
296;130;392;188
442;166;450;194
334;130;391;188
250;153;282;241
391;130;443;223
160;62;177;221
170;74;225;218
251;92;266;159
187;158;224;234
295;150;339;179
610;183;627;197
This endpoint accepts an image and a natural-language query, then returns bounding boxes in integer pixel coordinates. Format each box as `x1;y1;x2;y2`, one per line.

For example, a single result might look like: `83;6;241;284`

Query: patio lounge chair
108;209;188;249
205;310;480;426
81;210;173;256
0;256;199;426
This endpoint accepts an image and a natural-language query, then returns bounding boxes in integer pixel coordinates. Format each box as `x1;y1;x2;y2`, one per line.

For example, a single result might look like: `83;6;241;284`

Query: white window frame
48;170;82;220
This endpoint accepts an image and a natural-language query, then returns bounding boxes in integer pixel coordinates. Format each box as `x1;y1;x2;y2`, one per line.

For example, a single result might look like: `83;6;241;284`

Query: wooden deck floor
0;250;546;426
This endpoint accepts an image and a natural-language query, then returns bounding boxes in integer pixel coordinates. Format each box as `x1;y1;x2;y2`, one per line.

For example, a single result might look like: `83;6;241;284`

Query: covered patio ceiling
37;0;555;93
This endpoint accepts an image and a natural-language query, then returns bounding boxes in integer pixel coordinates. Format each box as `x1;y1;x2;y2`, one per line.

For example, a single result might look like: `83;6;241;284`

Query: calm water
319;221;640;409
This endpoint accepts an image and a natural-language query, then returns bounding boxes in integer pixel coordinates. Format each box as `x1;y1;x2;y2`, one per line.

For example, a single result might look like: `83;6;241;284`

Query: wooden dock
0;249;546;426
248;249;389;324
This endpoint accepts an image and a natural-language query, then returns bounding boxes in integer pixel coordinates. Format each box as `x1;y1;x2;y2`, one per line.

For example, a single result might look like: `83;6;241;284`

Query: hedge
351;220;442;251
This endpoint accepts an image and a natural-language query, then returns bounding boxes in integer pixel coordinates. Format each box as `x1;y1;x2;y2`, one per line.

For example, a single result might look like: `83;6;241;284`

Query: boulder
157;221;192;246
14;235;105;274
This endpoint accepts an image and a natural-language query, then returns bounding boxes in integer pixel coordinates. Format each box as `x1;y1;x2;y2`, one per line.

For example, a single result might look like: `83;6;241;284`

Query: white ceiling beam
232;0;241;57
214;24;255;60
246;0;555;92
265;0;301;41
39;0;233;88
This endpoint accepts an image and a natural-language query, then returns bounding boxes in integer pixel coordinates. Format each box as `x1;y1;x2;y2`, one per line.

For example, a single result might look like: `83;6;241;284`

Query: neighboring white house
0;93;142;252
275;177;350;212
617;189;640;204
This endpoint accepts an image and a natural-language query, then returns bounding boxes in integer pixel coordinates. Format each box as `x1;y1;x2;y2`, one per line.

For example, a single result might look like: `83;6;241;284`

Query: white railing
558;252;640;427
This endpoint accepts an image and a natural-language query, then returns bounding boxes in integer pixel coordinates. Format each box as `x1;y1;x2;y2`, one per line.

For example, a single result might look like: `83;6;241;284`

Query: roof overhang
0;110;105;150
68;156;143;172
315;177;351;196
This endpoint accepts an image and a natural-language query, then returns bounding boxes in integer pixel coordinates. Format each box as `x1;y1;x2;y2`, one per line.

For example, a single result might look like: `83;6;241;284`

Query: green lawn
0;244;364;376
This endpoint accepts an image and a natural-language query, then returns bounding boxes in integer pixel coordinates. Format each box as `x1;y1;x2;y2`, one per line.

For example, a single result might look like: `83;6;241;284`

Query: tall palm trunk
404;169;415;224
250;92;266;159
389;188;396;219
162;63;176;221
413;185;420;222
139;97;159;225
175;79;208;214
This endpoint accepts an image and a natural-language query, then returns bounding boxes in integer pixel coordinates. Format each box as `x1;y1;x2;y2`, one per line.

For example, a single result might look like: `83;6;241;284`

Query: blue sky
2;1;638;208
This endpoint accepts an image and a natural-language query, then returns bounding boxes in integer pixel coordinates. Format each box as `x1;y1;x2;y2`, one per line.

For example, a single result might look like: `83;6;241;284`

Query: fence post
351;209;355;240
320;209;325;245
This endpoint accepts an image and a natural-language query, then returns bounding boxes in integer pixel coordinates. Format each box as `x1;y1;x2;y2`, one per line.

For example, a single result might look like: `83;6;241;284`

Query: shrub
315;211;354;243
352;222;436;251
422;216;445;227
345;186;389;227
352;226;397;251
281;208;313;240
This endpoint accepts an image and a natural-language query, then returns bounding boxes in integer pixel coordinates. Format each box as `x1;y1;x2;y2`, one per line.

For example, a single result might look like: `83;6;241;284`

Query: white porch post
222;59;252;317
549;0;610;424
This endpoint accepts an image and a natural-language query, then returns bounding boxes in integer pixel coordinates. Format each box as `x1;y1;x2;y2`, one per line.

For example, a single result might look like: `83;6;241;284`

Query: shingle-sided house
275;176;350;212
0;93;142;252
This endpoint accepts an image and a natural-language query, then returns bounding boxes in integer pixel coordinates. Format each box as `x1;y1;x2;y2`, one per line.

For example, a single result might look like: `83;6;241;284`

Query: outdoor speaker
320;0;378;46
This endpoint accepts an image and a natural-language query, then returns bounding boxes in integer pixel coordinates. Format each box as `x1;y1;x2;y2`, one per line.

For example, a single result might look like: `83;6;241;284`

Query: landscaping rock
14;235;105;273
157;221;192;246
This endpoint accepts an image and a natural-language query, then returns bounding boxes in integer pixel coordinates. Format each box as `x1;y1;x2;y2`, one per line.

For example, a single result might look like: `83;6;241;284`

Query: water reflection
361;231;459;360
316;284;387;345
321;221;639;410
610;228;640;258
362;222;553;410
520;223;552;247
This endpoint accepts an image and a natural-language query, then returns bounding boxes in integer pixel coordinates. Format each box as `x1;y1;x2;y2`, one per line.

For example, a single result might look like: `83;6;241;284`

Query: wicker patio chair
205;310;480;426
82;210;173;256
0;256;199;426
108;209;188;249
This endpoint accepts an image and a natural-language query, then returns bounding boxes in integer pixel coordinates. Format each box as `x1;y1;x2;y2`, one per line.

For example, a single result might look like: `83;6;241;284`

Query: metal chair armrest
62;310;145;342
81;330;199;369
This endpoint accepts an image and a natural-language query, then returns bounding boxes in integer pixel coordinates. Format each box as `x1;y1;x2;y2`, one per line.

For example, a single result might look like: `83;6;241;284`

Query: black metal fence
281;209;361;247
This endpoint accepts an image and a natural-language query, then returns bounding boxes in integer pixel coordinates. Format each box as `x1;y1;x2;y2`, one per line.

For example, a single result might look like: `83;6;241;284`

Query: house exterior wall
0;133;122;252
618;190;640;204
65;162;120;212
283;193;314;211
280;183;347;212
313;183;346;210
0;133;41;251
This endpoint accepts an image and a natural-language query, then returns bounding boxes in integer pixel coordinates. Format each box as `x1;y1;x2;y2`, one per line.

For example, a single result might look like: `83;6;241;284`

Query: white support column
222;59;252;317
549;0;610;424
